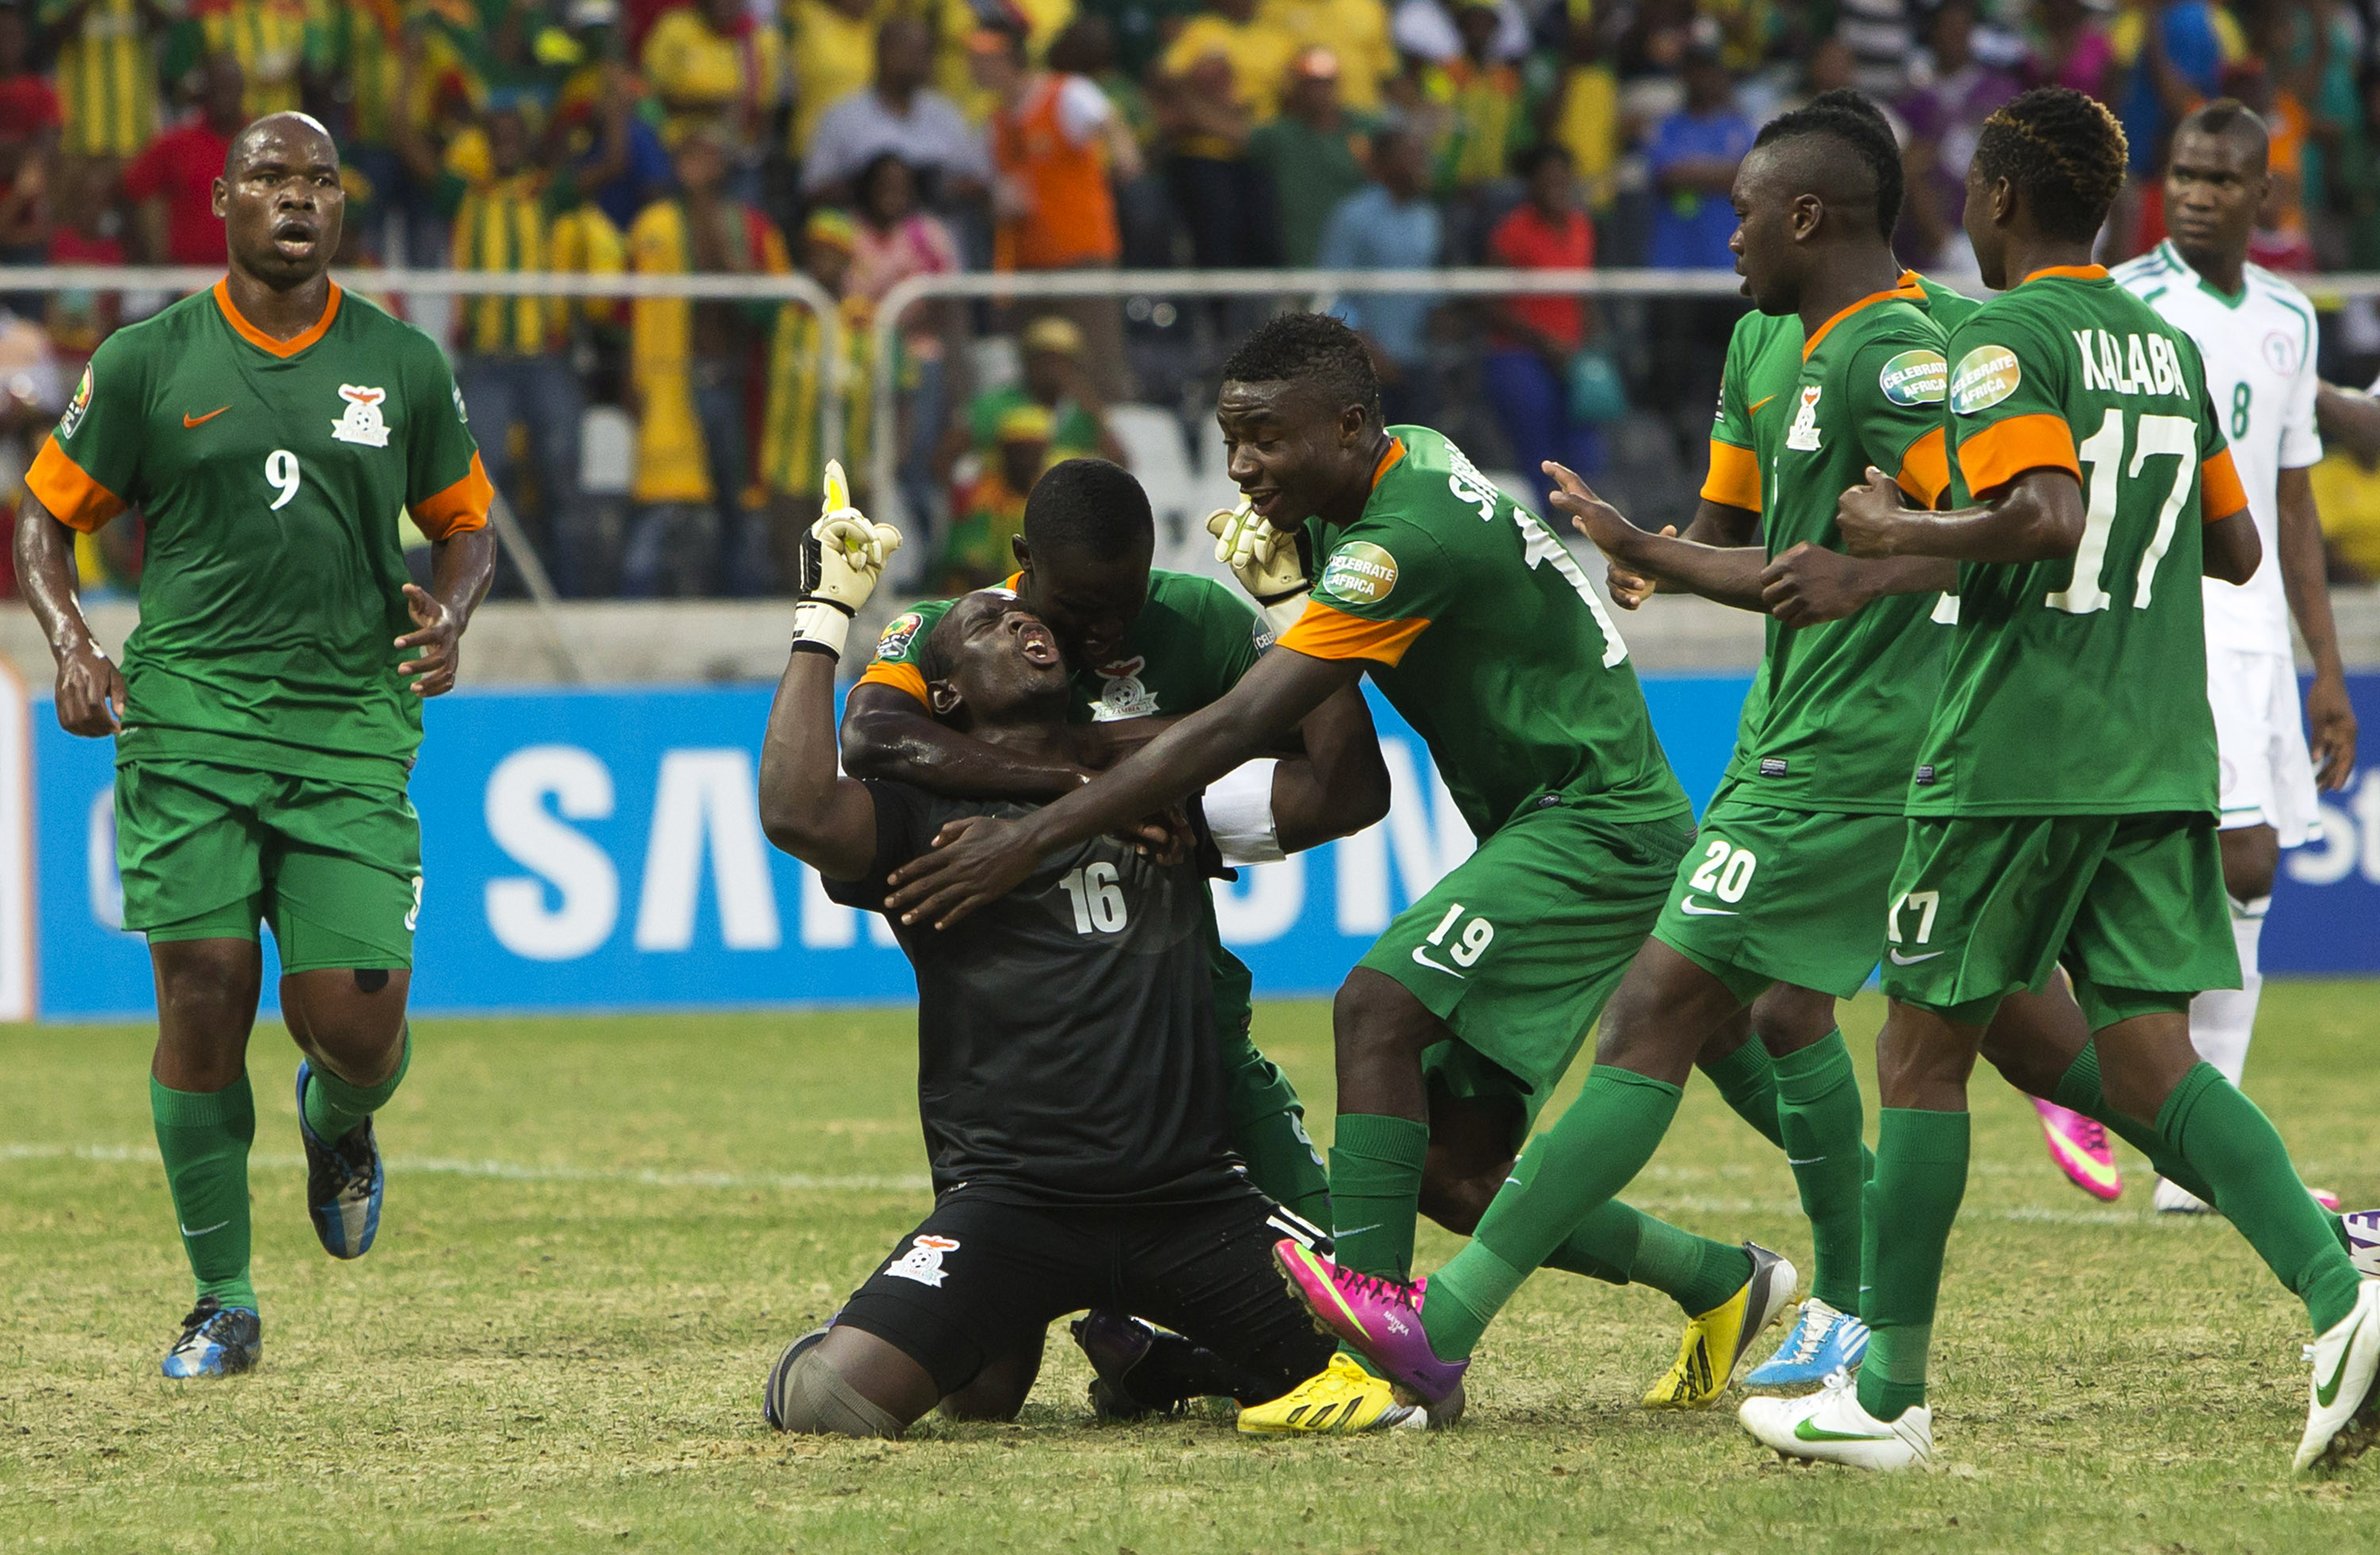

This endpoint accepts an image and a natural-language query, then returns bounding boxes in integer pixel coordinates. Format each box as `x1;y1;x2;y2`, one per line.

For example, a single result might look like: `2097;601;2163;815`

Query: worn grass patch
4;986;2378;1552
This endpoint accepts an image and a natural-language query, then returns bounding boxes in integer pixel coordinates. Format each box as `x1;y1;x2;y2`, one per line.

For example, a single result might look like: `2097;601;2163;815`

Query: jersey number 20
2046;410;2196;615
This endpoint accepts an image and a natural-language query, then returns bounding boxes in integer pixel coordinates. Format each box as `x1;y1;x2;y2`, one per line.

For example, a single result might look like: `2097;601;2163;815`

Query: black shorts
835;1185;1334;1400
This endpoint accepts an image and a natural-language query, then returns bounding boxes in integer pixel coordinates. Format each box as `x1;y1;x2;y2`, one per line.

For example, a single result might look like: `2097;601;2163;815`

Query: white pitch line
0;1142;930;1194
3;1142;2183;1224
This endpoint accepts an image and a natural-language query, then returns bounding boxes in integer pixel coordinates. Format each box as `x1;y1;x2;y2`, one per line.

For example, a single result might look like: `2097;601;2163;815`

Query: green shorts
115;759;423;972
1877;812;2236;1031
1651;801;1903;1004
1359;801;1694;1137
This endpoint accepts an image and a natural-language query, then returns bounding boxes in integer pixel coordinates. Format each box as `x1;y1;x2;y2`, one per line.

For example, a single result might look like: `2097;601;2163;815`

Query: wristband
792;599;853;659
1205;758;1284;866
1255;589;1310;639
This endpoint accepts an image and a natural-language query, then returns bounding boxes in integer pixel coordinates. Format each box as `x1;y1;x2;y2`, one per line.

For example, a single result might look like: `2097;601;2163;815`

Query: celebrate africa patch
1879;348;1948;407
1316;541;1399;606
1949;345;2021;415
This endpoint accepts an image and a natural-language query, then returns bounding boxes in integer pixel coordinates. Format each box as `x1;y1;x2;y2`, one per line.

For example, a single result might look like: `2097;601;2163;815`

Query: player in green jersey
13;113;494;1379
843;458;1392;1227
879;313;1783;1435
1742;86;2378;1473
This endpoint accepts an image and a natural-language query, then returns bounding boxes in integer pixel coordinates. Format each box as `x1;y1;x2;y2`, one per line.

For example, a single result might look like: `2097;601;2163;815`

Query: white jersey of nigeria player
2114;239;2323;848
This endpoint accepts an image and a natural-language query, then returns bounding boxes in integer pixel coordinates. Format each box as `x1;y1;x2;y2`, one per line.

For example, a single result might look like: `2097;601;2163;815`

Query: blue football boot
296;1060;383;1259
1743;1297;1870;1388
163;1298;261;1378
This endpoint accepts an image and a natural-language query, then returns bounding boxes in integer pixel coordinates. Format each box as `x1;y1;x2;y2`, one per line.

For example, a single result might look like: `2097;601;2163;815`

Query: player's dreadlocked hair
1219;313;1381;421
1751;88;1905;241
1971;86;2129;244
1019;457;1154;558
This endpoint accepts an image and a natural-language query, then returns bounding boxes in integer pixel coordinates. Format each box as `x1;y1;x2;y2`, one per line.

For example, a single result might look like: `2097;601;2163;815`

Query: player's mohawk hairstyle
1972;86;2129;244
1220;313;1381;421
1752;88;1906;240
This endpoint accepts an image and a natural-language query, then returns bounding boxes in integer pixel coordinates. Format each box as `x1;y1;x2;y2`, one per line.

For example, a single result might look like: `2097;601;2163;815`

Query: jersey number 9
266;450;301;512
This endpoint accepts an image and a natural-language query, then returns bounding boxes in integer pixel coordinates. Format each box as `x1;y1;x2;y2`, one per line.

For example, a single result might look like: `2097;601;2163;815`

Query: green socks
151;1073;258;1312
1701;1038;1785;1150
2158;1062;2363;1334
1857;1107;1969;1423
1328;1112;1430;1280
302;1027;412;1143
1540;1198;1752;1315
1420;1241;1527;1360
1235;1104;1333;1226
1773;1031;1867;1314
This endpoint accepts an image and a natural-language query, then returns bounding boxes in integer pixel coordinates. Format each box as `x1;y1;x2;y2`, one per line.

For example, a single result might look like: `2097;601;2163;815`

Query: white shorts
2209;647;2322;847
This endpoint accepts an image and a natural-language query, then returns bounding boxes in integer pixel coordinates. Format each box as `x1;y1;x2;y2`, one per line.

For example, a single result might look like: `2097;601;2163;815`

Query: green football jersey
1705;309;1803;515
858;567;1267;724
1718;285;1954;813
1917;267;2246;817
1912;271;1983;332
31;282;488;787
1280;425;1689;839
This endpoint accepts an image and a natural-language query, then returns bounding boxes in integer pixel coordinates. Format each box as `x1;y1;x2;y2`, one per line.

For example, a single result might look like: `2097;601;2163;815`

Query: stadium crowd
2;0;2379;597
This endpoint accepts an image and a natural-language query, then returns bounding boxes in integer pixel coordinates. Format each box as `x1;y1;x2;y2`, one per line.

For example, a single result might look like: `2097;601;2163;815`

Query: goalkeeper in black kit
755;472;1402;1437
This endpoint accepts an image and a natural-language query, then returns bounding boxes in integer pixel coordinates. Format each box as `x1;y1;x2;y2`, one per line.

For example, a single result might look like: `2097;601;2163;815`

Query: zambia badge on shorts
886;1234;960;1288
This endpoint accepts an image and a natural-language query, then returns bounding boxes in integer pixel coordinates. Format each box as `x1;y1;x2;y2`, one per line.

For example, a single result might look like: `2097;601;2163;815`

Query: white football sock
2187;895;2268;1087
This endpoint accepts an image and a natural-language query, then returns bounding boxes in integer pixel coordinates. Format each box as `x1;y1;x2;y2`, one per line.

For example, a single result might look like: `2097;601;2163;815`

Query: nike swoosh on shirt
179;1219;230;1238
1748;394;1778;415
1677;898;1737;916
183;406;229;428
1410;946;1465;979
1888;949;1944;965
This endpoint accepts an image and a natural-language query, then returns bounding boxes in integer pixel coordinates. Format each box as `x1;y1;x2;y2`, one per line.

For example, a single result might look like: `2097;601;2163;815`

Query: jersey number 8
266;450;302;511
2046;410;2197;616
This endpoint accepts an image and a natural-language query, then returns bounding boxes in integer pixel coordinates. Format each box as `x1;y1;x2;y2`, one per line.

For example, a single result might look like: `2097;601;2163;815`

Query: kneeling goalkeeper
755;493;1380;1438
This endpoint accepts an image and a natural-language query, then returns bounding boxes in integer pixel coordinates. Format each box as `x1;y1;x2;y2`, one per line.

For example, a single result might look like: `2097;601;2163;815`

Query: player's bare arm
1603;499;1761;608
2316;381;2380;467
1759;543;1956;626
841;682;1096;800
885;646;1361;929
396;531;495;697
757;645;883;882
1549;461;1772;612
12;493;127;735
2276;464;2358;786
1838;463;2090;564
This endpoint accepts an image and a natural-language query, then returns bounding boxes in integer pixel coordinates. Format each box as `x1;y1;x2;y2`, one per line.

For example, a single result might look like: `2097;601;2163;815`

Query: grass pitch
5;985;2378;1553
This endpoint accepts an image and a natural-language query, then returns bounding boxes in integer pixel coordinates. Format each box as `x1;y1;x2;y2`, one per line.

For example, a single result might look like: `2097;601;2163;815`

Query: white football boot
2154;1177;2217;1215
1740;1371;1932;1470
2295;1278;2380;1474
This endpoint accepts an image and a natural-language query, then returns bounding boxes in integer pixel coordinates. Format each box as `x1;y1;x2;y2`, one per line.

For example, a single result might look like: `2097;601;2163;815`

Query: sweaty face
1024;542;1150;670
936;593;1070;720
2165;129;2266;267
1728;148;1798;313
216;121;344;285
1218;378;1357;532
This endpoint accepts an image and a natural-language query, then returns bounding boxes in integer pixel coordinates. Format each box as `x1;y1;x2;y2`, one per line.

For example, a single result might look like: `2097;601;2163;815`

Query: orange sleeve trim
2201;446;2248;524
1894;426;1951;508
1956;413;2079;498
1700;439;1762;512
409;450;494;539
25;435;125;532
856;659;931;704
1276;599;1431;666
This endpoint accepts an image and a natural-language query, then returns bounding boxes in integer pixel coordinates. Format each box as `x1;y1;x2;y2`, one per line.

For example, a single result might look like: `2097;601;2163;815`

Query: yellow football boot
1642;1242;1799;1409
1235;1353;1462;1436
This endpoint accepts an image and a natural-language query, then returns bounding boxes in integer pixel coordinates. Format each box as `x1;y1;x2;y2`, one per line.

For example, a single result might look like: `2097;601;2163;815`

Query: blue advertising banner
26;671;2378;1020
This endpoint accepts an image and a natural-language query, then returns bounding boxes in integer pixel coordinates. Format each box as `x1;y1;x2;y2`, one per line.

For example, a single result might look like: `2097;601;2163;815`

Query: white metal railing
862;265;2380;528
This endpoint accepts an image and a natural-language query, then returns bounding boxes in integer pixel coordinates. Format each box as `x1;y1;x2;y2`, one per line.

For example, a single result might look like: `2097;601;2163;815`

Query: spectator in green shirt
1247;47;1378;267
936;314;1128;490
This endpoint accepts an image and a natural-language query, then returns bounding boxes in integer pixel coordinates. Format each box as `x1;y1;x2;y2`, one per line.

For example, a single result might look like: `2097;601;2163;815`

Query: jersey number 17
2046;409;2198;616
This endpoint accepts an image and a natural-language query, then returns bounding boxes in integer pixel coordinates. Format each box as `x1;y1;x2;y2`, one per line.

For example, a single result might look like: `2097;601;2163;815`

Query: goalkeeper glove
1206;503;1313;637
793;460;902;659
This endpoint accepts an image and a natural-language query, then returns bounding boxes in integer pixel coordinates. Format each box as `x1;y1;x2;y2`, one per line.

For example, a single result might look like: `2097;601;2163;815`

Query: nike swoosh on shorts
1889;949;1944;965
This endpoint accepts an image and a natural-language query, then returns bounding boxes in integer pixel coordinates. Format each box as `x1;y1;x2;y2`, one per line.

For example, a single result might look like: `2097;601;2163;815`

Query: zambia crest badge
332;384;391;447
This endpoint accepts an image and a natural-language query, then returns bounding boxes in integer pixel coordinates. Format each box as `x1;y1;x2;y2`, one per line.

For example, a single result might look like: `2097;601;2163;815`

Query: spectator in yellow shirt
1154;0;1295;270
939;401;1051;593
761;207;877;577
786;0;876;158
1257;0;1392;112
642;0;785;191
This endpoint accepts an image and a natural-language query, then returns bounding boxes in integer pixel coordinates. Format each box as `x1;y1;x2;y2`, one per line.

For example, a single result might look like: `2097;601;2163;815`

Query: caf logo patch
1879;348;1948;407
60;363;92;438
1316;541;1399;605
873;611;924;661
1950;345;2021;415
